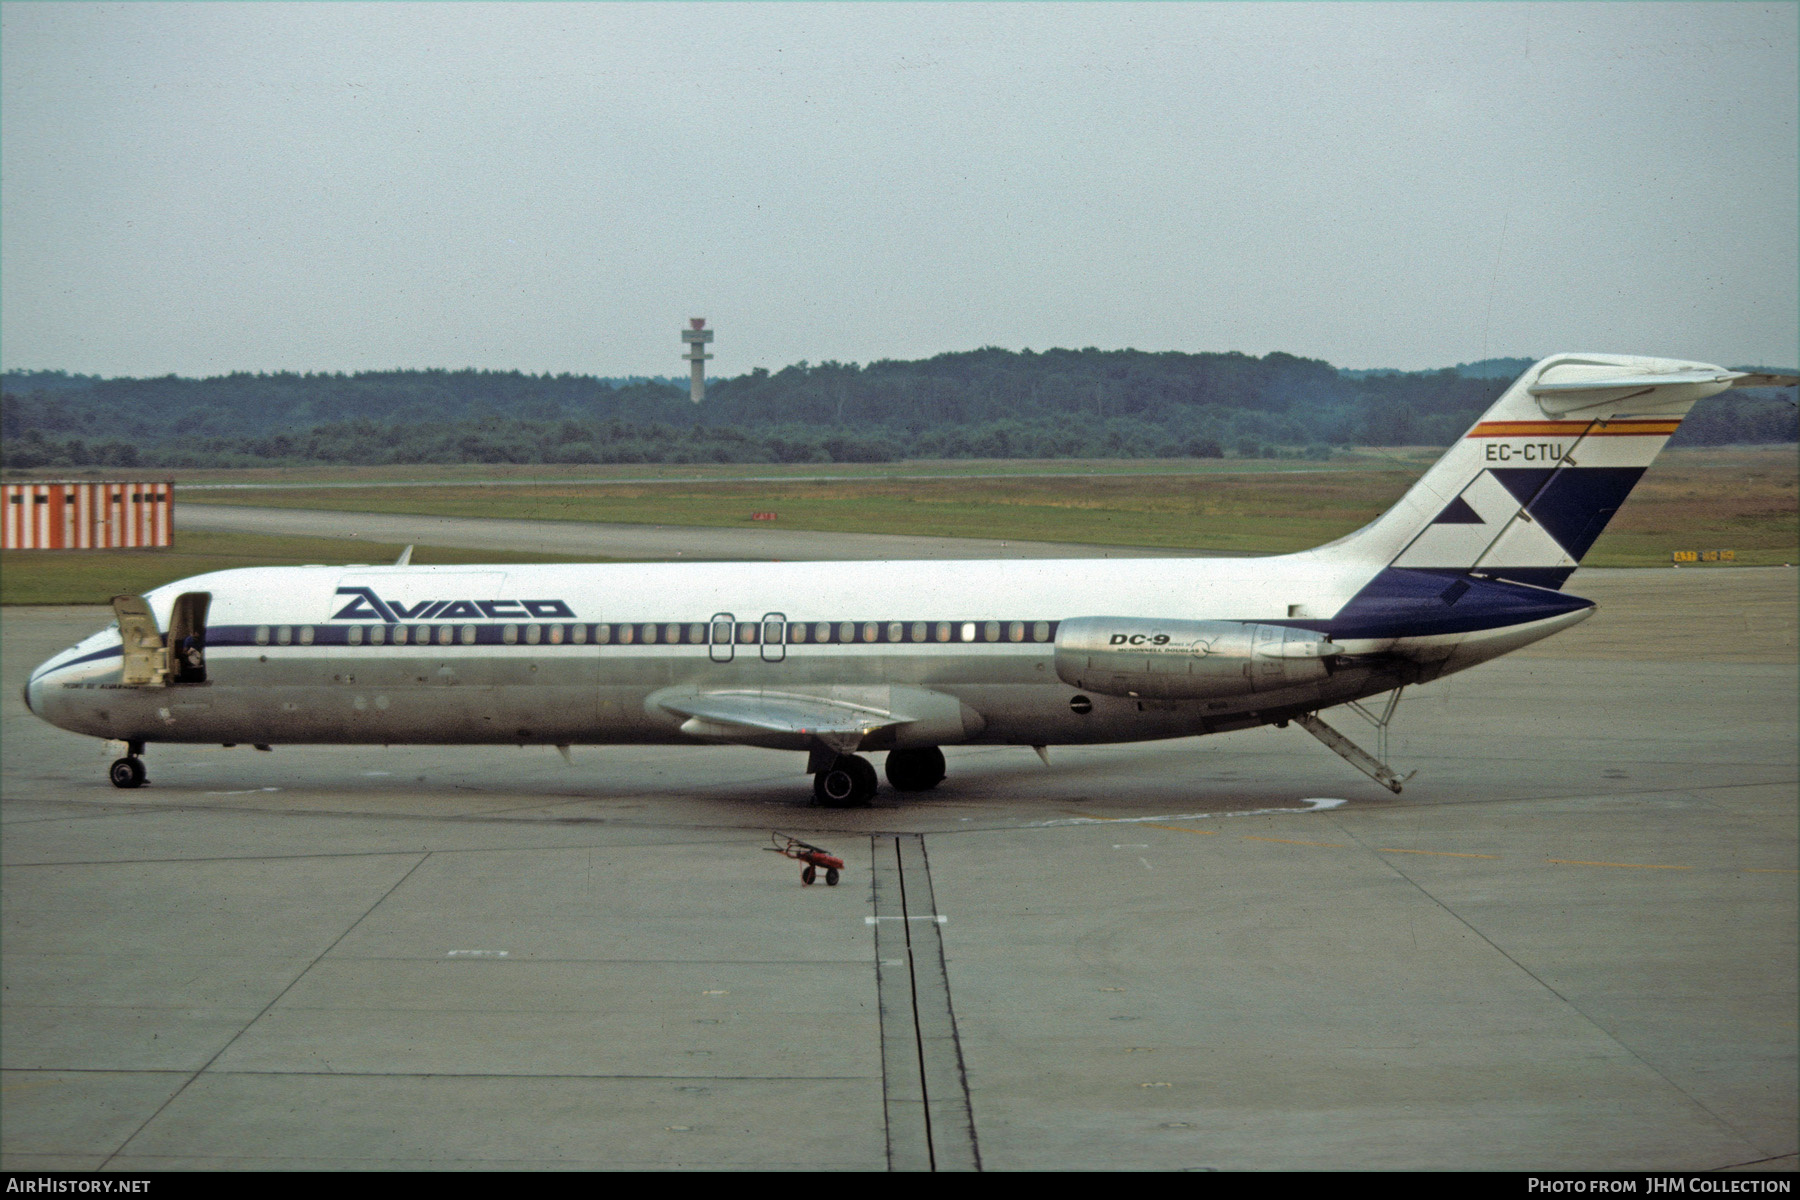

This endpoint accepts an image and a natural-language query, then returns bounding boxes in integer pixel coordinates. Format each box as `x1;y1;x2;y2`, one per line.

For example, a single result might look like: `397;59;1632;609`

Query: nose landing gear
108;741;147;789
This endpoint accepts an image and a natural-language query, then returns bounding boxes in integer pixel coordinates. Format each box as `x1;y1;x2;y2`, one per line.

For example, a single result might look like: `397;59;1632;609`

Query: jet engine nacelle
1054;616;1341;700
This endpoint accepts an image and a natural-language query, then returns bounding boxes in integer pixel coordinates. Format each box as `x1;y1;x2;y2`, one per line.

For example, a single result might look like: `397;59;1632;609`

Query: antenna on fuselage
394;545;413;567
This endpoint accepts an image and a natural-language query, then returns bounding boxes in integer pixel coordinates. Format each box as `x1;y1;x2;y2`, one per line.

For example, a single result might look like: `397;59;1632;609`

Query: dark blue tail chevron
1280;567;1595;641
1491;466;1646;563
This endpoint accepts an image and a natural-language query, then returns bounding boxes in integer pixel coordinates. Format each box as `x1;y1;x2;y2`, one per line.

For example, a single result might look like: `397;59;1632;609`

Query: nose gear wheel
109;757;146;789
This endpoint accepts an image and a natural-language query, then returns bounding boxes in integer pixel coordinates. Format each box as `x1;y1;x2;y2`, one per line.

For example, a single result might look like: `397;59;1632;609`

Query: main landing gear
814;754;879;807
109;740;147;789
812;746;948;807
885;746;946;792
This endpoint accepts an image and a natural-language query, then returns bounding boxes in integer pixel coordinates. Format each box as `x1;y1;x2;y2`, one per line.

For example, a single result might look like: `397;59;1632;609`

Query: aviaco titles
24;354;1797;806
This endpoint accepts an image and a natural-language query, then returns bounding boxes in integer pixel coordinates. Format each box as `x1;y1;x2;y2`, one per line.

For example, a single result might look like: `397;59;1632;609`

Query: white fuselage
24;550;1590;752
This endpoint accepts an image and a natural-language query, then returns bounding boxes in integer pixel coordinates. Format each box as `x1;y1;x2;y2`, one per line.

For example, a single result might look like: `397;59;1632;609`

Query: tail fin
1313;354;1797;589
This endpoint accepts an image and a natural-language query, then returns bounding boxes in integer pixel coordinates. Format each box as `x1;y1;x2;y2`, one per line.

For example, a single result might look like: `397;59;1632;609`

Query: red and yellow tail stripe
1467;418;1681;439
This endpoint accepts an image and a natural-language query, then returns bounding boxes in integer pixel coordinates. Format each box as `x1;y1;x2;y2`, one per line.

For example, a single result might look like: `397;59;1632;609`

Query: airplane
22;353;1798;806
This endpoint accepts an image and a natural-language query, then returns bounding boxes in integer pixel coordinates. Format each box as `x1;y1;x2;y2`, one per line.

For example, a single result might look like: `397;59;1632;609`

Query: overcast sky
2;2;1795;379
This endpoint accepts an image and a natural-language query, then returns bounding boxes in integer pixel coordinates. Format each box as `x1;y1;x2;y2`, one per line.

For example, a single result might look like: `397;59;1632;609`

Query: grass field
182;469;1422;553
174;448;1796;562
4;448;1791;603
1578;448;1797;568
1;455;1394;488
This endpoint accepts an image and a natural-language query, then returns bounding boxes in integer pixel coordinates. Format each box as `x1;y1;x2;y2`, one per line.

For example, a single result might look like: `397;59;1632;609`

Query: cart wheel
802;865;817;885
825;868;840;886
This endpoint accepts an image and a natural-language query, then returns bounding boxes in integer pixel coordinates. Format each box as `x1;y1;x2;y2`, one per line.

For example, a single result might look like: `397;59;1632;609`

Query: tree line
3;349;1792;470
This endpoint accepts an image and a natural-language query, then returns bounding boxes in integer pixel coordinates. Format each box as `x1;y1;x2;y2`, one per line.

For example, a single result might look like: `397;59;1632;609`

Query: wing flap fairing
649;686;981;753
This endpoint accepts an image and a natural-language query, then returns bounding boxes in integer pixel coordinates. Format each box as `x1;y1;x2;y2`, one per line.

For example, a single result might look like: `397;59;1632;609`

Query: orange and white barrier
2;481;174;549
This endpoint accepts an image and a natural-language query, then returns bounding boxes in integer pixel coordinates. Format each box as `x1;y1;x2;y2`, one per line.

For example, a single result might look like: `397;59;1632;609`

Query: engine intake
1054;616;1340;700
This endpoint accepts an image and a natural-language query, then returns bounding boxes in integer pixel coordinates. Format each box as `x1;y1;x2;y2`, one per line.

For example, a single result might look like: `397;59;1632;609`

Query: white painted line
865;915;948;924
1113;843;1150;849
1031;797;1347;827
446;950;509;958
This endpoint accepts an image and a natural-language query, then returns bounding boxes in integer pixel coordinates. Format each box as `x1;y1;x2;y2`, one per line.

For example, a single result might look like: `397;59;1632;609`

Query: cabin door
168;592;211;684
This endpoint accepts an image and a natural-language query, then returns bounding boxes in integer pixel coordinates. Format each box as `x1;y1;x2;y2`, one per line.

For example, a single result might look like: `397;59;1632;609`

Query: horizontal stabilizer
1529;368;1798;394
1528;368;1742;394
1527;362;1796;415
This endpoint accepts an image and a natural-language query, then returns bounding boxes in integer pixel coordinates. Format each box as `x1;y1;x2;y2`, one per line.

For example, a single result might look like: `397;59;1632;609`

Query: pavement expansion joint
871;833;981;1172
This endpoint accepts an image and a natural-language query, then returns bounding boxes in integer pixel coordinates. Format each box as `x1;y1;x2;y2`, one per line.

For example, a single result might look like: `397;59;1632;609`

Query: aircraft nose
24;651;68;717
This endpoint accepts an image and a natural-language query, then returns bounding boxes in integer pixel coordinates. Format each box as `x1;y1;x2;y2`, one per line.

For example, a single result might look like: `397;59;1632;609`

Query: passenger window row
247;619;1056;647
786;620;1052;644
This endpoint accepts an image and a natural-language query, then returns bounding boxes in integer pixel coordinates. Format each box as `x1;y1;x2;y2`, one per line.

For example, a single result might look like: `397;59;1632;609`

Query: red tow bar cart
767;832;845;886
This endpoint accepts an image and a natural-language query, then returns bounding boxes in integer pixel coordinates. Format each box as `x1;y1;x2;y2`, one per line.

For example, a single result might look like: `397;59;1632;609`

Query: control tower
681;318;714;403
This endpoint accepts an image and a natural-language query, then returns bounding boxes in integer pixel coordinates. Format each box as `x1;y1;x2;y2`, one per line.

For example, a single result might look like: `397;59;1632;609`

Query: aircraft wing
650;686;980;754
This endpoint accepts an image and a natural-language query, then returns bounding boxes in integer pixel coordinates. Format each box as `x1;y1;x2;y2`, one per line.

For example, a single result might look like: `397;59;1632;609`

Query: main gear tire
885;746;946;792
813;754;877;807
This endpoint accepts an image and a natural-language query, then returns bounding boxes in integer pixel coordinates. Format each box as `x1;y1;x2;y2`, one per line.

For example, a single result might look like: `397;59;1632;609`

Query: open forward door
111;594;166;686
110;591;211;686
